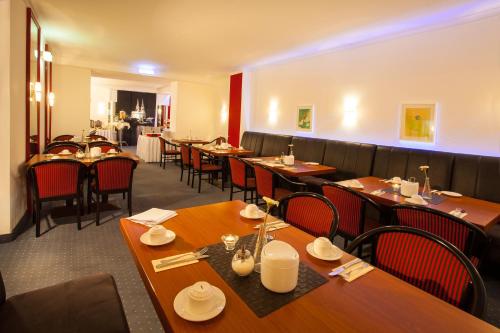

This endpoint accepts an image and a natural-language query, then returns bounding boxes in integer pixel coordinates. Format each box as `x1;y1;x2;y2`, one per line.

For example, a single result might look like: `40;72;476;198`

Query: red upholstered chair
159;137;180;168
322;182;383;254
88;157;137;225
280;192;339;241
191;147;224;193
44;142;82;154
88;134;108;141
253;164;306;203
88;141;122;153
53;134;75;141
391;204;489;268
228;157;256;202
179;144;192;184
207;136;227;145
346;226;486;317
28;160;87;237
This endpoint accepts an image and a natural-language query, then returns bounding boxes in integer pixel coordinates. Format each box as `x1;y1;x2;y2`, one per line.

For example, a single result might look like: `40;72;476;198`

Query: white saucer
440;191;462;197
58;151;72;155
306;242;343;261
107;151;118;155
239;209;266;220
173;286;226;322
249;158;262;162
404;198;428;206
140;230;176;246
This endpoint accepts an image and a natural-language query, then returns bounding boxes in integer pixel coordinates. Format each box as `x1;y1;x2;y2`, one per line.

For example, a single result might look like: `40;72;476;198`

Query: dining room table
340;176;500;230
171;138;210;146
243;156;336;178
119;200;497;333
26;151;141;168
198;146;254;157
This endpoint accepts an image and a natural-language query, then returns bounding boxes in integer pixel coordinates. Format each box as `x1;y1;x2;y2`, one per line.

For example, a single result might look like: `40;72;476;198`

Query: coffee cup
108;148;116;154
186;281;215;314
149;225;167;241
61;149;70;154
313;237;333;257
244;204;259;218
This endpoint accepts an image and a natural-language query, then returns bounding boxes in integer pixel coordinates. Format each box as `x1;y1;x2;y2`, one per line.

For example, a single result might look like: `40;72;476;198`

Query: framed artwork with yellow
399;103;436;143
296;105;314;132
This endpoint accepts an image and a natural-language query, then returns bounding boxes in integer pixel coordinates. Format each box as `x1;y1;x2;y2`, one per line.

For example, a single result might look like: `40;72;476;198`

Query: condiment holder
221;234;239;251
260;240;299;293
400;179;419;197
231;244;255;277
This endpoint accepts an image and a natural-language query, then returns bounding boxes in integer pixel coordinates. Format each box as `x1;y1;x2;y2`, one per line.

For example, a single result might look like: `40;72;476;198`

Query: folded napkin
129;208;178;226
152;252;199;273
370;189;384;196
449;210;468;219
340;262;374;282
253;220;290;230
304;162;319;165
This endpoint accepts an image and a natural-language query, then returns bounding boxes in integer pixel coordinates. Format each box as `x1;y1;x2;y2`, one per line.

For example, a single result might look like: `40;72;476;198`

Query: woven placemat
382;188;446;205
204;234;328;318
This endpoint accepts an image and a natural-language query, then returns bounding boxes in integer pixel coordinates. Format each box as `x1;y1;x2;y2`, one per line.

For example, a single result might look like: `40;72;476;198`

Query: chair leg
96;193;100;226
35;202;41;237
243;189;247;202
357;244;363;258
221;171;225;191
122;192;125;199
344;238;348;249
76;196;82;231
198;171;202;193
230;185;233;201
128;190;132;216
180;166;184;182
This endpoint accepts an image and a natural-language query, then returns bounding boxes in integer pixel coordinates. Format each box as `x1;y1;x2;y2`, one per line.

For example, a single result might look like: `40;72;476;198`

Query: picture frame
399;103;436;144
296;105;314;132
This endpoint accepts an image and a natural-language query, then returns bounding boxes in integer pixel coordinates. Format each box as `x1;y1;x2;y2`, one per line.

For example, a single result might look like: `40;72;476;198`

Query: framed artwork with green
297;105;314;132
400;103;436;143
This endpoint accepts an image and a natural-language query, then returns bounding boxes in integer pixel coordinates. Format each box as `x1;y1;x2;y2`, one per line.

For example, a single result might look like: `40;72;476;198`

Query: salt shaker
231;244;255;277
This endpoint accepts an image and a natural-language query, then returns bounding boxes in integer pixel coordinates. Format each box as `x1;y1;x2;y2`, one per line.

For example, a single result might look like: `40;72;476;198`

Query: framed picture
399;103;436;143
297;105;314;132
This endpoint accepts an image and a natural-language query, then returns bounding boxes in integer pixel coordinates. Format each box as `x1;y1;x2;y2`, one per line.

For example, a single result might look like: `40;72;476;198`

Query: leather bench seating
260;134;292;157
240;131;265;156
0;272;130;332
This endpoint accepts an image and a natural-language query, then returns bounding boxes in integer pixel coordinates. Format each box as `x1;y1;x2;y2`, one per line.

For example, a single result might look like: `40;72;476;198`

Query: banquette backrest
260;134;293;157
240;131;265;156
323;141;376;181
291;136;326;163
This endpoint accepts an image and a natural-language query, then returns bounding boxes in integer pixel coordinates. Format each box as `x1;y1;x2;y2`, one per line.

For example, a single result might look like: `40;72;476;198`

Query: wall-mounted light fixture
48;92;55;107
42;51;53;62
342;95;359;128
220;103;228;124
34;82;42;102
268;98;279;125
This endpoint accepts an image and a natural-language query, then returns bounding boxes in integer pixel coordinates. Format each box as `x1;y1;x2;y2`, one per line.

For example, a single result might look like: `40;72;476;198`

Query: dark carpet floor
0;154;498;331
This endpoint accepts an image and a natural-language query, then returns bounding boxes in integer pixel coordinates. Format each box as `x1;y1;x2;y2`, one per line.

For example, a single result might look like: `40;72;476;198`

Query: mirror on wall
26;8;40;160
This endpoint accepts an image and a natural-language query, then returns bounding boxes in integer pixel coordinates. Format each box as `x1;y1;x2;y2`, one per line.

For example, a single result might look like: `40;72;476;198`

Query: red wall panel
228;73;243;147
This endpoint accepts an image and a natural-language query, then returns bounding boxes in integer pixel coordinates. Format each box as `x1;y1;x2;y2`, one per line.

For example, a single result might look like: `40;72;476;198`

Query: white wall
52;64;91;138
246;15;500;157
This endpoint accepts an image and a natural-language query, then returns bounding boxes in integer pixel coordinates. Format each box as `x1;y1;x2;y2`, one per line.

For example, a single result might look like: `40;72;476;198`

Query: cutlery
156;254;210;269
329;258;362;277
159;247;208;265
431;190;442;195
342;263;370;278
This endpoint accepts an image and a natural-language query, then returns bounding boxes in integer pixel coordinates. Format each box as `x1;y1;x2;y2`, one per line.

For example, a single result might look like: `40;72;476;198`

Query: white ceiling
30;0;495;82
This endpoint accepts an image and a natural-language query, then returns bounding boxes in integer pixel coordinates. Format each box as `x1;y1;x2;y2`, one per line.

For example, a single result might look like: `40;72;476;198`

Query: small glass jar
231;249;254;277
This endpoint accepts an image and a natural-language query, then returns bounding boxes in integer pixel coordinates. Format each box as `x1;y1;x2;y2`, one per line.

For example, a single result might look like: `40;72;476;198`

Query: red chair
88;141;122;153
28;160;86;237
88;134;108;141
191;147;224;193
179;144;192;184
44;142;82;154
347;226;486;317
322;182;383;252
207;136;227;145
53;134;75;141
228;157;256;202
280;192;339;241
391;204;489;268
88;157;137;225
159;137;180;168
253;164;306;202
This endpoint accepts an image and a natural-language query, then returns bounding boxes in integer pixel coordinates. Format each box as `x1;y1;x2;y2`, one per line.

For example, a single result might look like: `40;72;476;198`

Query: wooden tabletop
244;156;336;177
171;138;210;145
26;152;140;168
198;146;254;157
349;176;500;230
120;201;496;333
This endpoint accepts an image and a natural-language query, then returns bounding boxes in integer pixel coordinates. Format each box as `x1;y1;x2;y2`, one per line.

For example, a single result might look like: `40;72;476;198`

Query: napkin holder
283;155;294;166
90;147;102;158
260;240;299;293
400;180;419;197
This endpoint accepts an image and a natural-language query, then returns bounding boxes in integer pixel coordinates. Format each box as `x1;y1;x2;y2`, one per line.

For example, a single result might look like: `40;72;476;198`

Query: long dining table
243;156;336;177
120;200;496;333
344;176;500;230
26;151;140;168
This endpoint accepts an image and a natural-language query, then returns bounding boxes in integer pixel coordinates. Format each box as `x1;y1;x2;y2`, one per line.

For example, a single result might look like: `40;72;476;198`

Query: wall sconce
268;98;279;125
220;103;228;124
34;82;42;102
342;95;359;128
98;102;106;115
42;51;53;62
48;92;55;107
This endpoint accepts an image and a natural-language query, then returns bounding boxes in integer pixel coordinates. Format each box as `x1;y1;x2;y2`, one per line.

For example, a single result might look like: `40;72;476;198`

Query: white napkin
129;208;177;226
304;162;319;165
253;220;290;230
340;263;374;282
410;194;427;205
370;189;384;196
152;252;199;273
449;210;468;218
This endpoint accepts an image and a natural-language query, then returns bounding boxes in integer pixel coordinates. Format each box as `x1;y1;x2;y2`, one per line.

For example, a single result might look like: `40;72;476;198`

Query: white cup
149;225;167;241
186;281;215;314
108;148;116;154
244;204;259;218
62;149;70;154
313;237;333;257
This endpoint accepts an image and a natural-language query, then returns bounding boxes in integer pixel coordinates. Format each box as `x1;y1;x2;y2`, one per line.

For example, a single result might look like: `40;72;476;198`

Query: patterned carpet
0;157;498;331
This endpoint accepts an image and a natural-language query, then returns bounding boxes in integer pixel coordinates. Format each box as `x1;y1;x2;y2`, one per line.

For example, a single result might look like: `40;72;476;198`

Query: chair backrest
254;164;275;199
191;147;202;169
346;226;486;317
88;141;122;153
159;137;166;154
229;157;251;188
89;134;107;141
392;204;488;267
281;192;339;241
92;157;137;192
0;272;5;305
180;145;190;166
29;160;85;200
322;182;379;238
53;134;75;141
44;143;81;154
208;136;227;145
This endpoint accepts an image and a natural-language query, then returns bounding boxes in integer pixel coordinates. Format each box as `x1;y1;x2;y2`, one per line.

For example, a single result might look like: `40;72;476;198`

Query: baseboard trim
0;212;31;243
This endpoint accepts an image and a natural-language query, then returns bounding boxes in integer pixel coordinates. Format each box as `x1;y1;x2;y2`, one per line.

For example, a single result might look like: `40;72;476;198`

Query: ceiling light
138;65;155;76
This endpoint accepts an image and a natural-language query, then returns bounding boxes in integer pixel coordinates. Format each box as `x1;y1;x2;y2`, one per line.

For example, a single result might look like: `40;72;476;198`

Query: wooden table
349;176;500;230
244;156;336;177
26;152;140;168
171;138;210;145
199;147;254;157
120;201;496;333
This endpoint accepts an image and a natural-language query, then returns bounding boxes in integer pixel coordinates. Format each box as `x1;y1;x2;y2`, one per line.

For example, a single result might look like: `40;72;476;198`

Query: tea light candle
221;234;239;251
392;183;400;193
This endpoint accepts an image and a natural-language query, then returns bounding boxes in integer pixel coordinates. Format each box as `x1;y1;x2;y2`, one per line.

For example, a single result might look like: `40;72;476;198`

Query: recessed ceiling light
138;65;155;76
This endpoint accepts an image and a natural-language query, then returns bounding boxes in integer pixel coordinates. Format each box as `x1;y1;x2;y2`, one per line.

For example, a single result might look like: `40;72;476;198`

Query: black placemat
204;234;328;317
381;188;446;205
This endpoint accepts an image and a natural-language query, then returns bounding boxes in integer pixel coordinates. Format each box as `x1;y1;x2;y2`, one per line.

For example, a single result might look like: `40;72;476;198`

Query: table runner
204;234;328;317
